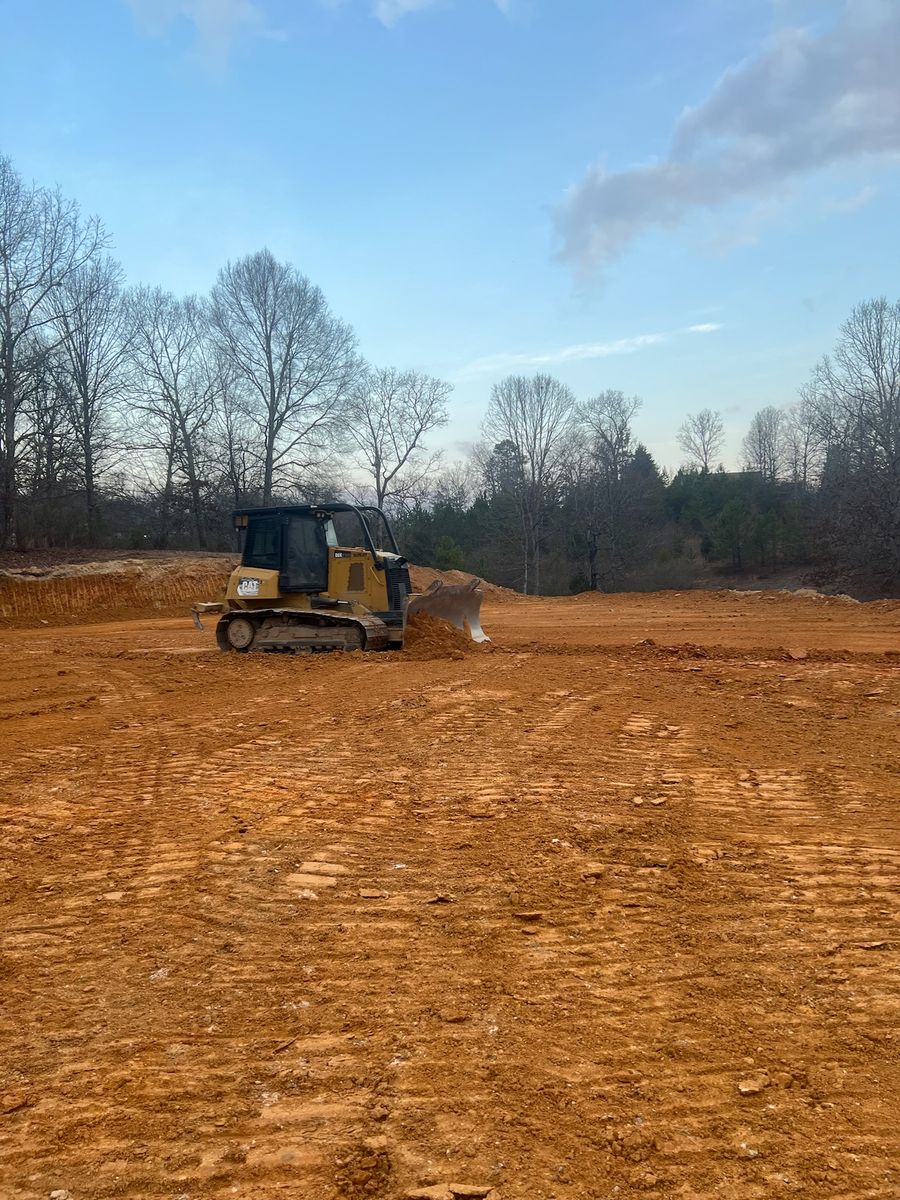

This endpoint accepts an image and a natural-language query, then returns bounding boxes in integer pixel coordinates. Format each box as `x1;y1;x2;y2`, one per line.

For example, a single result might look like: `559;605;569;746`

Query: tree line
1;154;897;596
0;155;449;556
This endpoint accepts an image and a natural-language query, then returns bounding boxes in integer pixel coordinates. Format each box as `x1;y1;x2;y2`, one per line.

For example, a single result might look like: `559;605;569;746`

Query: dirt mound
409;564;520;603
0;556;235;626
0;547;234;573
401;610;489;659
0;553;235;582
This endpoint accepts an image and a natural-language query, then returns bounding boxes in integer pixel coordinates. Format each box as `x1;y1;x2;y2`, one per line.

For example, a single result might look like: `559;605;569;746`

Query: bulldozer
191;503;488;653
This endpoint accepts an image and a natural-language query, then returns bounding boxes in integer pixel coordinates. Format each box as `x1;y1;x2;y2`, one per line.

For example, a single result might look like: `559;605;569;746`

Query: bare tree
784;388;826;489
561;438;604;590
52;256;128;542
0;156;106;546
209;249;359;503
741;406;786;482
816;298;900;471
127;287;222;548
348;366;449;511
809;297;900;587
483;373;575;593
577;390;642;585
431;458;478;510
18;341;78;541
217;385;261;510
677;407;724;472
581;390;640;482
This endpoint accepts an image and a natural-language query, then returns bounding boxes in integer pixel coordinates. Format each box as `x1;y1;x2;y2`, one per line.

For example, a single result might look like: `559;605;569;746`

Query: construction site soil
1;566;898;1200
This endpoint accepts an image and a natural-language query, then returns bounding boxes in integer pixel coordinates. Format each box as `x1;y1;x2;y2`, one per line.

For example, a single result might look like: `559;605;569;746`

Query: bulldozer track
216;608;390;654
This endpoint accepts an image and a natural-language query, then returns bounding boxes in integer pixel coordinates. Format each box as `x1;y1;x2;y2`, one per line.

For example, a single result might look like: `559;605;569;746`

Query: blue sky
2;0;898;469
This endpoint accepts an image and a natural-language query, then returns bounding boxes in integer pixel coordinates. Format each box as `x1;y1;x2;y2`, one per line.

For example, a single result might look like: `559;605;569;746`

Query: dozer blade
405;578;490;643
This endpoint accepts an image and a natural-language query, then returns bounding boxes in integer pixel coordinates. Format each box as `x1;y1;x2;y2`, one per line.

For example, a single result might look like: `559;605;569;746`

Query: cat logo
236;577;260;597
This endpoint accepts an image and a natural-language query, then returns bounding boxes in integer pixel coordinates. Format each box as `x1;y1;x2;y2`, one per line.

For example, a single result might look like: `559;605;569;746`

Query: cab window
331;510;367;548
282;516;329;591
243;517;281;570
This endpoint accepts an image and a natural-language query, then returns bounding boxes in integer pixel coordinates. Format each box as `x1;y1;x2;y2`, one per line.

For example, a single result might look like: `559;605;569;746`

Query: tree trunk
588;536;599;591
157;431;177;550
263;373;277;504
189;476;206;549
83;437;96;545
180;425;207;549
372;448;383;509
1;379;17;550
263;424;274;504
520;507;530;595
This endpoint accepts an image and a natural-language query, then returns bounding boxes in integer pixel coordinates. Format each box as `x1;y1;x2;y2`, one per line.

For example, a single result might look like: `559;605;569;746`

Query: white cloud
125;0;280;61
127;0;511;49
822;184;877;215
556;2;900;273
373;0;438;26
457;323;721;377
372;0;511;27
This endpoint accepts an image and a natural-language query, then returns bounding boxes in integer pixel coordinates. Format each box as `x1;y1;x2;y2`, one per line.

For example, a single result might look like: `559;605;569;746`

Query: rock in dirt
287;872;337;889
737;1073;771;1095
581;863;605;880
612;1068;643;1084
405;1187;453;1200
297;861;349;875
49;1192;71;1200
466;805;496;819
449;1186;494;1199
639;853;672;868
359;888;388;899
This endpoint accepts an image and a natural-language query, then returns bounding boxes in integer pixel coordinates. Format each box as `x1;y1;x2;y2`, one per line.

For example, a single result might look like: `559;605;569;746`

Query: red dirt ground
0;585;898;1199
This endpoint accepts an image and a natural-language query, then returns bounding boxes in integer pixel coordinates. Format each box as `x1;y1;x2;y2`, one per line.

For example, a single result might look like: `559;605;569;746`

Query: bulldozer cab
234;504;400;595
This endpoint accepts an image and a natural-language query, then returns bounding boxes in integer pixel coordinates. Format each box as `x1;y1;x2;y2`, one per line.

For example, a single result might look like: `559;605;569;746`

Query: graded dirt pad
0;593;898;1200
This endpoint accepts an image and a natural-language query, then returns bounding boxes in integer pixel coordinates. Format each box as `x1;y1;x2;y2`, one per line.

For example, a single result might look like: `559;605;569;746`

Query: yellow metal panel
327;549;389;611
225;567;282;604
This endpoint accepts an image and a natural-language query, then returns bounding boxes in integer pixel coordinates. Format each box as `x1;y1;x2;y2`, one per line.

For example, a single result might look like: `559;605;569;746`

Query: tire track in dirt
0;617;898;1199
556;695;900;1196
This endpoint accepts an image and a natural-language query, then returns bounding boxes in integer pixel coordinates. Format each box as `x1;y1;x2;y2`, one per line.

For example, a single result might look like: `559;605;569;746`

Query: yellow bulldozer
192;503;488;653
